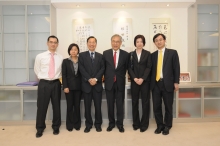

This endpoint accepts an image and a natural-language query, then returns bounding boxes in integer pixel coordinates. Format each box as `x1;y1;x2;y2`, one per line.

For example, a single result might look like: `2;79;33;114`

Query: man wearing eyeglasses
150;33;180;135
34;35;63;138
103;34;129;133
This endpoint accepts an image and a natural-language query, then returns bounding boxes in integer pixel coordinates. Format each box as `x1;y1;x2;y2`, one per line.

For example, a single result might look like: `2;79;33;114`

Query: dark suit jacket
78;51;105;93
150;48;180;92
62;58;81;90
103;49;129;91
128;49;152;82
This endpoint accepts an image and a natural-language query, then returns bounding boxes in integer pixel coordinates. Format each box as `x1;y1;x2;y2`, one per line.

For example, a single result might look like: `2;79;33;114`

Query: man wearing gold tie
150;33;180;135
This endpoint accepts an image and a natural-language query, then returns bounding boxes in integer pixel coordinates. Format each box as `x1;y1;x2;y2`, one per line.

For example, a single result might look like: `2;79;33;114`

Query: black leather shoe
133;126;139;131
96;127;102;132
75;127;80;131
84;127;91;133
118;127;125;133
162;127;170;135
106;126;115;132
36;131;43;138
140;128;147;132
53;129;60;135
67;128;73;132
154;127;164;134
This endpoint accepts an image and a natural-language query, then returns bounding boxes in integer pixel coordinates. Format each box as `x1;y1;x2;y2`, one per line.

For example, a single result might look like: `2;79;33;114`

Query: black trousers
36;79;61;132
65;90;81;130
83;88;102;128
106;82;124;128
131;81;150;129
152;80;174;129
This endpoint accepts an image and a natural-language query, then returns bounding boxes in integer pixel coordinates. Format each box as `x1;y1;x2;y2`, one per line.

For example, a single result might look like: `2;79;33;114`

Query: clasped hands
134;78;144;85
89;78;97;86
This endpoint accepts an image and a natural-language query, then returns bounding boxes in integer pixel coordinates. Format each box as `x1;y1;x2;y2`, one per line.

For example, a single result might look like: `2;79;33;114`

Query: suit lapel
92;52;98;71
86;51;93;70
139;50;146;63
133;50;138;62
163;48;169;69
116;50;123;70
109;49;115;68
68;59;75;75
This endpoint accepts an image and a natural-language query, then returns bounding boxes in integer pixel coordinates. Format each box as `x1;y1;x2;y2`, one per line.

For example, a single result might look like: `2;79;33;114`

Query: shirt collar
112;49;120;53
47;50;57;55
158;47;165;52
68;57;78;63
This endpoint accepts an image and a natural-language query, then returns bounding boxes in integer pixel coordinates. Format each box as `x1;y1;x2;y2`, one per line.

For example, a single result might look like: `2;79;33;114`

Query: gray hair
111;34;122;42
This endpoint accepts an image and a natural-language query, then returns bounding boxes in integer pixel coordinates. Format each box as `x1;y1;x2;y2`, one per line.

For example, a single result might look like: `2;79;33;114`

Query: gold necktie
156;50;162;81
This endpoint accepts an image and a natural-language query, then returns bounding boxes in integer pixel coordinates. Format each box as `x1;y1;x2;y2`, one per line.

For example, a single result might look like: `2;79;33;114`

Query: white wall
56;8;188;72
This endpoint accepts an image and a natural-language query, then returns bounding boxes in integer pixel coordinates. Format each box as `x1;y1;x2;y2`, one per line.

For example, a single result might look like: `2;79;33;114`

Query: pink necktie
48;53;55;79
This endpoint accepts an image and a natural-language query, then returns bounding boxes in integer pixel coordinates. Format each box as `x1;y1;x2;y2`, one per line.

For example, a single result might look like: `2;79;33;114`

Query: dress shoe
67;128;73;132
84;127;91;133
106;126;115;132
96;127;102;132
140;128;147;132
36;131;43;138
162;127;170;135
53;129;60;135
75;127;80;131
133;126;139;131
154;127;164;134
118;127;125;133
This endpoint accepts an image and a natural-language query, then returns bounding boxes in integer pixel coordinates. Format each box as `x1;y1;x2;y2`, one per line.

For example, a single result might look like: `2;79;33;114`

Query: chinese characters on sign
73;19;94;52
113;18;132;52
149;18;170;52
152;24;168;36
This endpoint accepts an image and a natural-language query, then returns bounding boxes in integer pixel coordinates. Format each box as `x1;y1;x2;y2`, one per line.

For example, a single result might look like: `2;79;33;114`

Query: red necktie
113;51;117;82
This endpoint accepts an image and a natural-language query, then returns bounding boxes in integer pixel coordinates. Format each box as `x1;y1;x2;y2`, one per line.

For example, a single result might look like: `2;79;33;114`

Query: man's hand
64;88;69;93
174;83;179;91
89;78;97;86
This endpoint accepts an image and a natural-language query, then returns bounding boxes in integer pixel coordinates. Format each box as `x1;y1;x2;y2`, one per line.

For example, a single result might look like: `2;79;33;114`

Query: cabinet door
3;5;26;85
197;5;219;82
204;87;220;117
0;90;21;120
27;5;50;82
178;88;201;118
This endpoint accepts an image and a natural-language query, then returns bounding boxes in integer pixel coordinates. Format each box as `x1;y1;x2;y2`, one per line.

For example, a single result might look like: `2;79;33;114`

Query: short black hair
47;35;59;43
134;34;146;47
87;36;97;43
153;33;166;42
68;43;80;55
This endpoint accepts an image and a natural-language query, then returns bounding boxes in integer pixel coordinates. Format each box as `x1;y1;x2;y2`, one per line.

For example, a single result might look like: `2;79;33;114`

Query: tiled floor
0;122;220;146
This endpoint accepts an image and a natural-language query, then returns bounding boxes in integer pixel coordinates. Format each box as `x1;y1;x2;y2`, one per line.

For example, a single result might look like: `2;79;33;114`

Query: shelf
24;100;37;102
197;66;218;67
198;13;218;14
4;50;25;52
179;98;201;100
204;98;220;100
198;48;218;50
0;100;20;102
3;33;25;34
3;15;25;16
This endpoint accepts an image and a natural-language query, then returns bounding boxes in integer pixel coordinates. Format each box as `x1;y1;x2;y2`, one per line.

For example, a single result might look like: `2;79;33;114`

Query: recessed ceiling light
167;4;169;7
30;13;33;15
202;23;204;24
210;12;212;14
121;4;125;7
76;5;80;8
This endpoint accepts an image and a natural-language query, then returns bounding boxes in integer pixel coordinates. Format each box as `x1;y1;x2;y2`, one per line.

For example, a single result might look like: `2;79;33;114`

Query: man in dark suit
103;34;129;133
150;33;180;135
79;36;105;133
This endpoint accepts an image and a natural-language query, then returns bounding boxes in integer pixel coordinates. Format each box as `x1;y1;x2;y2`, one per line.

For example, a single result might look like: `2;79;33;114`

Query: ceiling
52;2;195;9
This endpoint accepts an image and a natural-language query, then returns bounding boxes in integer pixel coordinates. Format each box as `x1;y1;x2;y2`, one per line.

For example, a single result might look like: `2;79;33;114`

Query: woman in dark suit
62;43;81;131
128;35;152;132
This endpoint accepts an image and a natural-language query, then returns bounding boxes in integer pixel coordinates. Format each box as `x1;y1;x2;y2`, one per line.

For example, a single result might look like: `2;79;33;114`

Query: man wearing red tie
103;34;129;133
34;35;63;138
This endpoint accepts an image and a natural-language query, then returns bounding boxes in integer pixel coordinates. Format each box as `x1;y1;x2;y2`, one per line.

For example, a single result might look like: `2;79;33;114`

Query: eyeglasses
49;41;58;44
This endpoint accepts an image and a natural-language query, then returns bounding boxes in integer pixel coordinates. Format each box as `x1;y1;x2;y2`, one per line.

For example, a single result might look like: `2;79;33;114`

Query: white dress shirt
34;50;63;80
113;49;120;68
158;47;165;78
136;50;142;62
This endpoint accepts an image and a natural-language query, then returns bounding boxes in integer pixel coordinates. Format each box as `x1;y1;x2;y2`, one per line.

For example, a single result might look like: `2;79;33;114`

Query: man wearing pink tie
34;35;63;138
